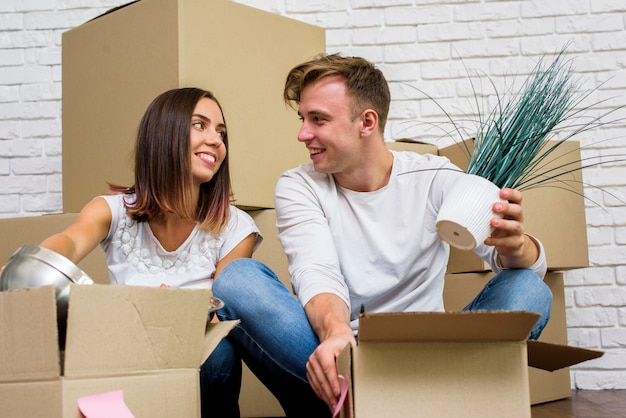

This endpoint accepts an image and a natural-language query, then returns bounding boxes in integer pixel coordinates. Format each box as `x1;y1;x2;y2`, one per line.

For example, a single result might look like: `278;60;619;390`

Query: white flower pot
436;173;505;251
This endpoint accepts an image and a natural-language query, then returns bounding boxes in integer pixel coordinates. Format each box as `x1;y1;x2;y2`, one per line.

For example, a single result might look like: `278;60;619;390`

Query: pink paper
332;374;349;418
78;389;135;418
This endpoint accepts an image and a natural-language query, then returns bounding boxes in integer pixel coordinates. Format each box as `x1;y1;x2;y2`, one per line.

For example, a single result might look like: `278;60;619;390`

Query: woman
38;87;260;417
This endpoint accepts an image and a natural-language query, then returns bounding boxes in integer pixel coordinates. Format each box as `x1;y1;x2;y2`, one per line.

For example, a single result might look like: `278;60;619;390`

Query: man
214;54;552;417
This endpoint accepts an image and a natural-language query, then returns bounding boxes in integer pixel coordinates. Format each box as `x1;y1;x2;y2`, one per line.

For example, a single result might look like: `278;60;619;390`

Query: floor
531;390;626;417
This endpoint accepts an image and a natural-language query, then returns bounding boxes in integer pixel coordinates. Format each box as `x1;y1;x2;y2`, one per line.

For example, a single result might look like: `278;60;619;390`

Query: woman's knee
214;258;271;295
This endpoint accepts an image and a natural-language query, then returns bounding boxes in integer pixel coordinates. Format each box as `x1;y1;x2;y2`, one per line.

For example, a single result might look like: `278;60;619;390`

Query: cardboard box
439;139;588;272
0;284;236;418
335;311;602;418
444;271;572;405
61;0;325;212
248;209;291;293
386;139;438;155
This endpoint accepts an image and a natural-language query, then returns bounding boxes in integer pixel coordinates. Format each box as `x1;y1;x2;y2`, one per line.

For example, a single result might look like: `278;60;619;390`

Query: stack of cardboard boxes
0;0;601;416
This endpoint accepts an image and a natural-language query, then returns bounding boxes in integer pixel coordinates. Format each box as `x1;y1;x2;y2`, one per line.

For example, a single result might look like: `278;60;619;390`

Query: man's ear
360;109;379;136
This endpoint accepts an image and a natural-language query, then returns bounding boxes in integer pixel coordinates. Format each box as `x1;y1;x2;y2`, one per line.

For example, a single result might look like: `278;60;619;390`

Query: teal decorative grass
401;46;626;196
464;48;625;190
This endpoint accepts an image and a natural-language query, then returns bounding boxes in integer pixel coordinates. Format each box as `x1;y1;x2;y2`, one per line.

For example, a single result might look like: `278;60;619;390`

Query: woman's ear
360;109;379;137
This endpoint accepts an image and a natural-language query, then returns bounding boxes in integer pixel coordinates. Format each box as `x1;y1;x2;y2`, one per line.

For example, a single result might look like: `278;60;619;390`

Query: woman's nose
207;129;224;145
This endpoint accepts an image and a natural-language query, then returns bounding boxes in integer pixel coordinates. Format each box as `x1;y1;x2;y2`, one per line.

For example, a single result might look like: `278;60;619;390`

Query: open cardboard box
444;271;575;405
335;311;603;418
0;284;236;418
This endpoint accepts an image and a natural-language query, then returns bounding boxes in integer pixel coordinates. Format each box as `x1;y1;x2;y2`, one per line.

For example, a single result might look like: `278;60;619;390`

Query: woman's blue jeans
213;258;552;417
199;329;242;418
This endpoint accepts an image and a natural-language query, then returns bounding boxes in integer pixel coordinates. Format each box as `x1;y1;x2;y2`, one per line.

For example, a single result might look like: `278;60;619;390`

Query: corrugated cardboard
439;139;589;272
248;209;291;292
61;0;325;212
0;284;235;418
443;272;573;405
336;311;602;418
386;138;438;155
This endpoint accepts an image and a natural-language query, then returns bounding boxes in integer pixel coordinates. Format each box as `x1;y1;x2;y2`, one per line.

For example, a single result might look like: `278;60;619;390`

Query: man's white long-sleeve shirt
275;150;547;332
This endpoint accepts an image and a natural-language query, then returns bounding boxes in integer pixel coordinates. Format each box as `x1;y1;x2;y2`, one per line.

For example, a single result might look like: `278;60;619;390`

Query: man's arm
304;293;356;412
275;170;354;411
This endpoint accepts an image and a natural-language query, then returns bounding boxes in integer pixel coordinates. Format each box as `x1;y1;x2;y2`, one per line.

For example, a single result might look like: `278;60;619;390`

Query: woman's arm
39;197;112;264
213;233;257;278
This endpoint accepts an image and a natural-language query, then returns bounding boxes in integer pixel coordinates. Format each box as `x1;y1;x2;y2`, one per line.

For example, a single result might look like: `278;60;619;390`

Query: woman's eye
193;121;204;130
217;131;226;140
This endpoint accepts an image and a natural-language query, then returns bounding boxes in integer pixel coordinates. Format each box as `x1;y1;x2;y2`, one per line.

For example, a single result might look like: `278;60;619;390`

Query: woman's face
189;97;227;186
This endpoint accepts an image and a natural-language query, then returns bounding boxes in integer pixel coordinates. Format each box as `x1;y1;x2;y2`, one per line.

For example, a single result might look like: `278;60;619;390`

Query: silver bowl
208;296;224;313
0;245;94;348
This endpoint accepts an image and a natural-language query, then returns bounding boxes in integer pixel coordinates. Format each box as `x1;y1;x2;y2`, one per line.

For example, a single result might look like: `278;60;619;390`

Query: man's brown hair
283;54;391;133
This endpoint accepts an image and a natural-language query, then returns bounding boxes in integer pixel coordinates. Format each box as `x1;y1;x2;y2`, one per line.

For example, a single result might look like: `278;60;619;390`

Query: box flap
386;139;437;155
527;340;604;371
0;286;60;382
86;0;139;23
358;311;539;342
336;343;353;418
393;138;433;145
200;320;240;365
64;284;212;377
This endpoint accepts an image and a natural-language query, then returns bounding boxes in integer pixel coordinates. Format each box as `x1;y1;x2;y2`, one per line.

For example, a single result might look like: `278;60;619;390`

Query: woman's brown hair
109;87;233;233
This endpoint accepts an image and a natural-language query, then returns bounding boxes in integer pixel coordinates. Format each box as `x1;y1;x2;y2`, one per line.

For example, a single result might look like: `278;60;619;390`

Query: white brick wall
1;0;625;390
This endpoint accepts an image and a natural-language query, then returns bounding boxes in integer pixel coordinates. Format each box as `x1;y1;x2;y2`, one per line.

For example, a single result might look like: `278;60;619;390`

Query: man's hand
306;332;356;412
485;188;539;267
304;293;356;411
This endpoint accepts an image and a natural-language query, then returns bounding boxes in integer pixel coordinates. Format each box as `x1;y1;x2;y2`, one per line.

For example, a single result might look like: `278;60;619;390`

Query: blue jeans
213;258;552;417
462;268;552;340
199;326;242;417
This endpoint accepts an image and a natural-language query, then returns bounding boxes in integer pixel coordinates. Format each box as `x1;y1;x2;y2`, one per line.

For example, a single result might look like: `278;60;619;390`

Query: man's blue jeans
213;258;552;417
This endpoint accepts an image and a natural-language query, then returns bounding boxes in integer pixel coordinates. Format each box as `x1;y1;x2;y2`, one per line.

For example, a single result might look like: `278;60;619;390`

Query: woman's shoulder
228;205;257;227
97;193;136;223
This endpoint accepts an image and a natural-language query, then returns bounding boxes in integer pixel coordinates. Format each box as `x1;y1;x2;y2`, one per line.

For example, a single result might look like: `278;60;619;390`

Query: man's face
296;75;363;176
